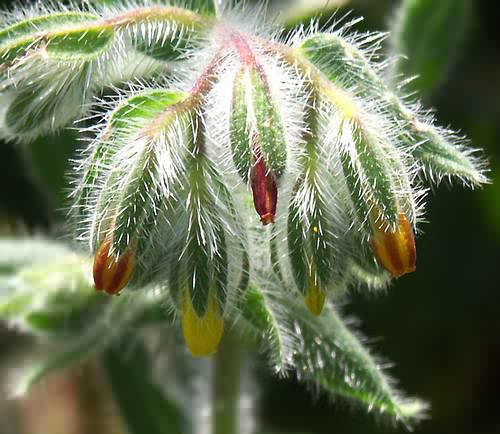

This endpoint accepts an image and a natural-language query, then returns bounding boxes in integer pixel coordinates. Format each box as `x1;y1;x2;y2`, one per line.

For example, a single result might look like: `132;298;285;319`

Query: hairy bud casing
230;66;286;223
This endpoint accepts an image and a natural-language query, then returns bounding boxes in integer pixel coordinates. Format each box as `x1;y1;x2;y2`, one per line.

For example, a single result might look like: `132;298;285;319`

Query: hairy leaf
241;284;427;423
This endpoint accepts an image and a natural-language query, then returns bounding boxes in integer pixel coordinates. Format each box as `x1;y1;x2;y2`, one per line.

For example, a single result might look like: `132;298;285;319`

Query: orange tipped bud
250;154;277;225
370;211;416;278
93;237;136;295
182;290;224;357
304;273;326;316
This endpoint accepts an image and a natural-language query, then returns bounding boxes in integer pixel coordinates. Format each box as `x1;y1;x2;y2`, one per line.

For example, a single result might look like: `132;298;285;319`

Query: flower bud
304;273;326;316
182;289;224;357
93;236;136;295
250;151;278;225
370;211;416;278
229;66;286;224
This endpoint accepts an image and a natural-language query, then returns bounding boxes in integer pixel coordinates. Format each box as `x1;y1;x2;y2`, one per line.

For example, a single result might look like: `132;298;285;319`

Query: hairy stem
212;329;243;434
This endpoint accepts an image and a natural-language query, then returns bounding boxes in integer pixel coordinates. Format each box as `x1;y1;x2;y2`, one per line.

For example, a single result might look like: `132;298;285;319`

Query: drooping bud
288;187;337;316
229;66;287;224
168;120;247;356
250;149;278;225
182;288;224;357
370;210;416;278
80;89;189;289
93;236;136;295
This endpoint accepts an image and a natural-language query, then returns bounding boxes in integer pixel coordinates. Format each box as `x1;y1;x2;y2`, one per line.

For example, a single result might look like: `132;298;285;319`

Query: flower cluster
0;1;487;358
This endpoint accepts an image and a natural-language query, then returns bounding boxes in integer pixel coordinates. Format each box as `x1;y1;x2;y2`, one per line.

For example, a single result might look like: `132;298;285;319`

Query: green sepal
287;189;335;296
298;33;387;98
347;238;391;291
239;285;285;369
181;149;230;317
413;127;488;186
0;12;100;62
229;68;252;181
229;67;287;180
345;126;400;227
185;223;227;317
299;32;487;187
250;69;287;177
88;90;188;256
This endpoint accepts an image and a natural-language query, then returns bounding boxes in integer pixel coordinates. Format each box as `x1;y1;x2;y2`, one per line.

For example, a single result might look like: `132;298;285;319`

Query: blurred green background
0;1;499;434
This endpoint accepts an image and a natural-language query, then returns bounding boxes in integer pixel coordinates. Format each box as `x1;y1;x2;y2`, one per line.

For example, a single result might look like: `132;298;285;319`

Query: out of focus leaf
390;0;471;95
104;340;191;434
0;238;70;274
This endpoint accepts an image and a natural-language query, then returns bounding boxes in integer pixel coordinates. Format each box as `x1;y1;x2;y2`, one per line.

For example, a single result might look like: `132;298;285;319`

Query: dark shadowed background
0;1;499;434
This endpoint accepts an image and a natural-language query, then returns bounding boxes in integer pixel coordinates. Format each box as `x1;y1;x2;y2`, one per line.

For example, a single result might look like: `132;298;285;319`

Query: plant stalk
212;329;243;434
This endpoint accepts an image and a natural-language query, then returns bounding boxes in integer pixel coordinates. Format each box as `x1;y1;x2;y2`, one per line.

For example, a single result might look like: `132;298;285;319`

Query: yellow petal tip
182;291;224;357
370;210;416;278
304;281;326;316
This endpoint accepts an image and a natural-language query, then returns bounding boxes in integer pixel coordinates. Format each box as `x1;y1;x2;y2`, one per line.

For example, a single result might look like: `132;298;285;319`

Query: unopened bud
304;272;326;316
182;289;224;357
93;237;136;295
370;211;416;278
250;151;278;225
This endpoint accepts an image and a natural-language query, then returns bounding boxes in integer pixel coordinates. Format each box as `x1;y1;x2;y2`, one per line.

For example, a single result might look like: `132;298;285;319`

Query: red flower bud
93;236;136;295
250;152;277;225
370;211;416;278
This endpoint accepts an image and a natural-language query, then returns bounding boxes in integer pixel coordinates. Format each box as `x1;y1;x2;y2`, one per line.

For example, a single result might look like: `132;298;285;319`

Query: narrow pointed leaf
241;284;427;423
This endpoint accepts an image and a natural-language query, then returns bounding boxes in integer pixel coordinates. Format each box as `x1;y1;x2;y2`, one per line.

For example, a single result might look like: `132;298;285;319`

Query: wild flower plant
0;0;488;433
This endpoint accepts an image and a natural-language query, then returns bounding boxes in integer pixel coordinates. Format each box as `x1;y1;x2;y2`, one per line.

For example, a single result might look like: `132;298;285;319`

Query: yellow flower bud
304;272;326;316
182;289;224;357
370;211;416;278
93;237;136;295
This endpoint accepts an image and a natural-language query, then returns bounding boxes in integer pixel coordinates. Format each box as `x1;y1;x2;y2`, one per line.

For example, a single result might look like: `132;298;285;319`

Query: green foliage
104;341;190;434
241;285;427;423
390;0;471;95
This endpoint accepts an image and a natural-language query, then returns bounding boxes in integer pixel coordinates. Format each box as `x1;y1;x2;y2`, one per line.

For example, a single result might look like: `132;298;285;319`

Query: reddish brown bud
370;210;416;278
250;153;277;225
93;237;136;295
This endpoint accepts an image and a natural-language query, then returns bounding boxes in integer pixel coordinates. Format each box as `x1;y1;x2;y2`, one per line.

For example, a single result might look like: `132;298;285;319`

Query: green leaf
241;284;427;424
390;0;471;95
11;316;108;396
104;340;190;434
0;242;109;336
0;238;70;274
